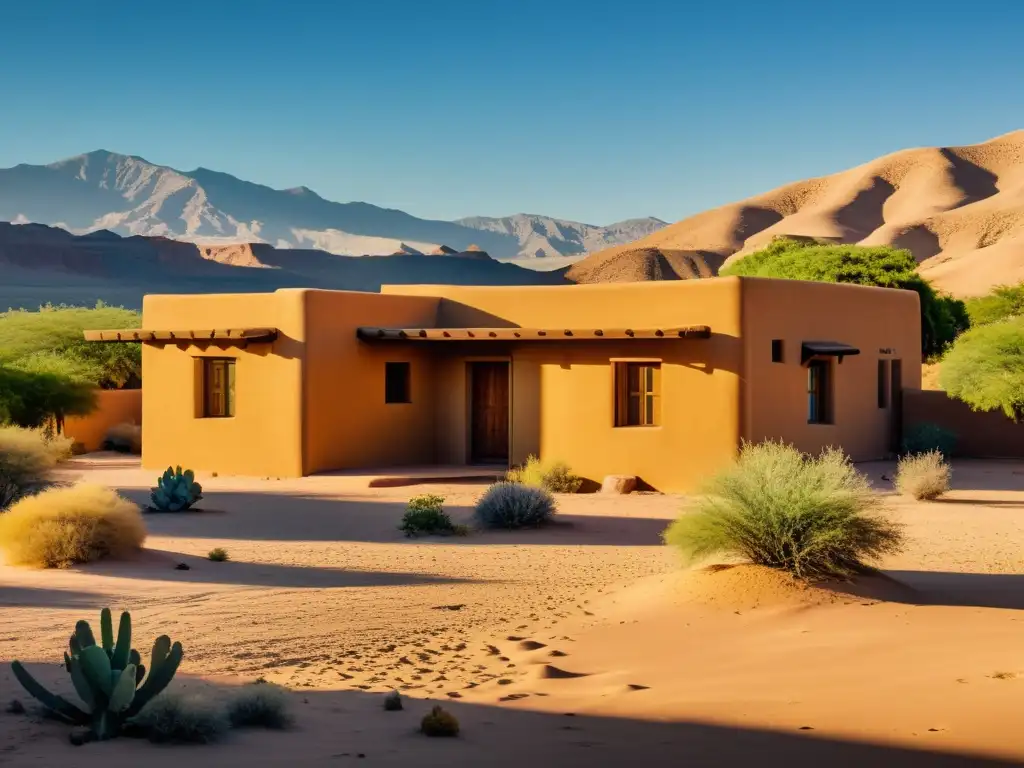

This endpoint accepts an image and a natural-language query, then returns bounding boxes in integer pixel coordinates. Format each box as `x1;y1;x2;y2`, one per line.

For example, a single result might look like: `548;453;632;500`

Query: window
615;362;661;427
202;358;235;418
771;339;784;363
385;362;411;404
877;359;889;408
807;359;831;424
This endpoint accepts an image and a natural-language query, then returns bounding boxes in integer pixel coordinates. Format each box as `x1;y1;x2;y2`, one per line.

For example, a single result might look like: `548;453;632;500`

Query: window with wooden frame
201;358;236;418
614;362;661;427
807;359;831;424
384;362;412;404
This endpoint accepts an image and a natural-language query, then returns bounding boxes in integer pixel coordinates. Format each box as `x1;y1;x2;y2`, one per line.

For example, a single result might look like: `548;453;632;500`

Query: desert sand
2;457;1024;766
570;130;1024;297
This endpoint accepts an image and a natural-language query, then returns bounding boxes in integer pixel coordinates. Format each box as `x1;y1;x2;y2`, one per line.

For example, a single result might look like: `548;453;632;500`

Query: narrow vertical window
615;362;660;427
771;339;784;363
807;359;831;424
202;358;236;418
877;359;889;408
385;362;412;404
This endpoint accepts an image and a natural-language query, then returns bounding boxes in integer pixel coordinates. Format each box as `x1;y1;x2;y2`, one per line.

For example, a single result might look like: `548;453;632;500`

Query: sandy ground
1;459;1024;766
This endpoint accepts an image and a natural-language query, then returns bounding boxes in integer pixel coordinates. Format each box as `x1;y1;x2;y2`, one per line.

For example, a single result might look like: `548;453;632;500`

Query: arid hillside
569;130;1024;297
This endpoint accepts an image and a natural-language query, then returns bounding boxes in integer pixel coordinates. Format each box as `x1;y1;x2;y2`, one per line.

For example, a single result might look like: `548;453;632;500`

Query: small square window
201;358;235;418
614;362;660;427
771;339;784;363
385;362;411;404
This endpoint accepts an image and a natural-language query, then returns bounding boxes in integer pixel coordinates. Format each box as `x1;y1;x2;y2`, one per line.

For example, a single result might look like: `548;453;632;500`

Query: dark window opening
807;359;831;424
385;362;411;404
202;358;235;418
877;359;890;408
615;362;660;427
771;339;784;363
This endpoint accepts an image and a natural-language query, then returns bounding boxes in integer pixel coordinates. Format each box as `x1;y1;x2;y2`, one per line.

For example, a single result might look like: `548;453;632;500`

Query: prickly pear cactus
150;465;203;512
10;608;184;744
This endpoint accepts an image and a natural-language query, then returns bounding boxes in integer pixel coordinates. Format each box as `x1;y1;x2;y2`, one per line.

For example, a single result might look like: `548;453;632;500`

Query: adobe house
84;277;921;492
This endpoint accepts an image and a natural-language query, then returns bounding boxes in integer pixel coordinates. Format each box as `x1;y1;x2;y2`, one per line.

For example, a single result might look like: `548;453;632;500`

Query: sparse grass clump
129;694;228;744
895;450;951;501
420;705;459;737
474;481;556;529
226;682;294;730
102;423;141;454
0;483;146;567
506;454;582;493
383;690;403;711
0;425;68;508
207;547;229;562
399;494;467;537
663;441;904;580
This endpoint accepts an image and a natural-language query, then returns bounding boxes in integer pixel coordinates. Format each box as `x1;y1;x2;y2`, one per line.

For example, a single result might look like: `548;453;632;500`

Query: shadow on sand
0;665;1018;768
0;586;116;609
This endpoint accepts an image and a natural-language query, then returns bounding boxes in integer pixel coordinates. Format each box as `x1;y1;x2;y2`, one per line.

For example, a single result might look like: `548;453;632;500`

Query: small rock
6;700;25;715
600;475;637;494
174;563;190;570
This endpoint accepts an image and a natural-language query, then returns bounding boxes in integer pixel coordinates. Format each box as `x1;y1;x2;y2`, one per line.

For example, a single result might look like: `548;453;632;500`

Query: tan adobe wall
904;389;1024;459
741;278;922;461
62;389;142;452
140;290;306;477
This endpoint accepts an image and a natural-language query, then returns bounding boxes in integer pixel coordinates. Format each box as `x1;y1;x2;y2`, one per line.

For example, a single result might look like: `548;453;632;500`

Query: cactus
150;466;203;512
10;608;183;743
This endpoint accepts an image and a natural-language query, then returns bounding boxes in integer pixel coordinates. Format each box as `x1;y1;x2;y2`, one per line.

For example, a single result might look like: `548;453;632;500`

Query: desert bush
722;238;969;357
383;690;403;711
0;426;65;508
895;451;951;500
207;547;229;562
0;484;146;567
226;682;293;730
399;494;466;536
940;316;1024;420
420;705;459;737
662;441;904;579
129;695;228;744
102;423;141;454
506;454;582;493
474;481;557;529
965;282;1024;327
901;422;957;458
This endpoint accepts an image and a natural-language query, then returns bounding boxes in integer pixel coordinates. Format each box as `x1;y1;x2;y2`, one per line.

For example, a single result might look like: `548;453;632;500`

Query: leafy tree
939;316;1024;420
0;367;96;431
964;283;1024;327
721;238;969;357
0;303;141;388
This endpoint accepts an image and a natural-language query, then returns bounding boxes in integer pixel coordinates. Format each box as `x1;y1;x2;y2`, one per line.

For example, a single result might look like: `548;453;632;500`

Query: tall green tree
964;283;1024;328
721;238;969;358
939;316;1024;420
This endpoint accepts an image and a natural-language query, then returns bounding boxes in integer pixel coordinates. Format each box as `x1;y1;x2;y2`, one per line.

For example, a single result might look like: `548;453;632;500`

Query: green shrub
129;695;228;744
0;426;65;508
662;441;904;579
965;283;1024;327
474;481;557;529
939;316;1024;420
420;705;459;737
399;494;466;536
207;548;229;562
0;366;96;431
383;690;403;711
901;422;957;457
894;451;951;501
225;682;293;730
150;466;203;512
101;423;141;454
722;238;968;357
507;455;582;493
0;484;147;567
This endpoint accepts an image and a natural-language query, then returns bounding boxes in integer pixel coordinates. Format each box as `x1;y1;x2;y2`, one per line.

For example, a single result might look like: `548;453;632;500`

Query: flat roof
356;326;711;341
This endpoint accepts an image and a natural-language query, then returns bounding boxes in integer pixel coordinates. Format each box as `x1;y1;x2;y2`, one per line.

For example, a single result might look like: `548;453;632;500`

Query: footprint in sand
626;684;650;691
548;650;569;658
518;640;548;651
536;664;592;680
500;693;530;702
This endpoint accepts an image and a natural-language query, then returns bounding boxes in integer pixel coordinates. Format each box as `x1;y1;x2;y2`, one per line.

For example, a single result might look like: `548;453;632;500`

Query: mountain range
0;151;664;260
569;130;1024;297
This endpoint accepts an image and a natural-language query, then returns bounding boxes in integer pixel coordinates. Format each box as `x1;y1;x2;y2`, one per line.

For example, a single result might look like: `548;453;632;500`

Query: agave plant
10;608;183;743
150;466;203;512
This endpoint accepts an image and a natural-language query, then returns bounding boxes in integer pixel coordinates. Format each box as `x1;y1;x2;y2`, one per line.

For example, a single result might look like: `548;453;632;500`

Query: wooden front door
470;361;510;464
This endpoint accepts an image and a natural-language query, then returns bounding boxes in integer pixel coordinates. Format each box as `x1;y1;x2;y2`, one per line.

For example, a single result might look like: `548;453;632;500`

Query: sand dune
569;131;1024;296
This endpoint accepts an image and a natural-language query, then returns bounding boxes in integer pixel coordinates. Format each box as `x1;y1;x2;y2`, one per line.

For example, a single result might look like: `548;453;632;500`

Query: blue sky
2;0;1022;224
